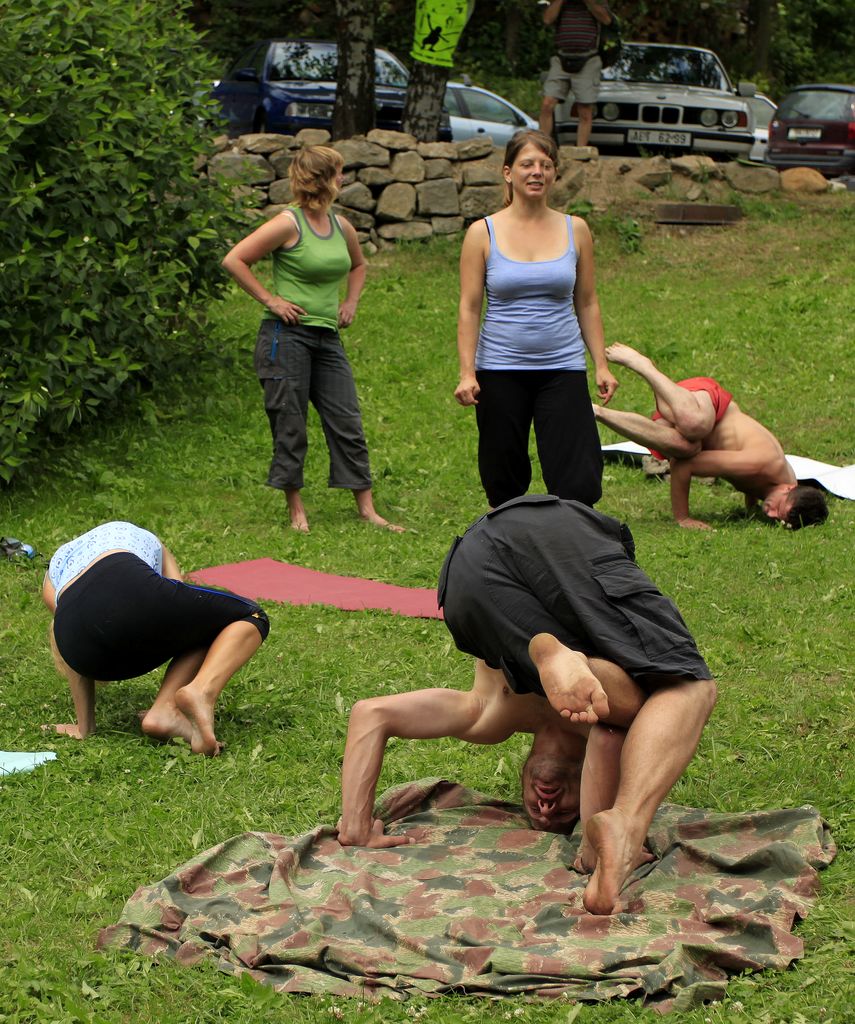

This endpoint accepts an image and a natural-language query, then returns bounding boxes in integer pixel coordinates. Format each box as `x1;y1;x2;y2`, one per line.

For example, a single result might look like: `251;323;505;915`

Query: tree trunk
749;0;772;76
333;0;376;140
402;60;449;142
504;1;521;70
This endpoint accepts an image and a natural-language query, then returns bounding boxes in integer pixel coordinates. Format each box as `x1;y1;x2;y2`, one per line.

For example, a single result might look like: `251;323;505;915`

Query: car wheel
253;110;266;133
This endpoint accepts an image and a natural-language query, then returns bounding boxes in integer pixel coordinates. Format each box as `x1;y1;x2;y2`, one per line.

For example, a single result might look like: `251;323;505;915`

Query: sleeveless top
48;521;162;600
476;215;586;371
263;206;352;331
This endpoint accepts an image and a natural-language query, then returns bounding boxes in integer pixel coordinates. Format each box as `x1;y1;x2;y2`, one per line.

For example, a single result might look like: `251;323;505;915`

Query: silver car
555;43;756;158
444;82;538;146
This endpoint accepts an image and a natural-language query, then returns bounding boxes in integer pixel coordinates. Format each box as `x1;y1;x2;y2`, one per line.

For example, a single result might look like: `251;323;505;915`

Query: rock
417;141;459;159
295;128;331;146
334;138;391;169
780;167;828;194
361;239;379;256
193;152;208;173
338;182;375;212
375;181;417;221
269;149;294;178
238;133;296;154
627;155;671;191
416;178;460;216
332;205;375;231
459;184;504;219
829;180;848;193
687;183;703;201
390;150;426;183
723;161;780;193
208;152;275;185
558;145;598;163
462;155;504;186
358;166;396;187
211;134;231;153
263;204;293;219
367;128;418;151
549;162;586;206
268;178;294;204
377;221;433;240
431;215;465;235
424;157;454;180
670;154;722;180
455;137;496;161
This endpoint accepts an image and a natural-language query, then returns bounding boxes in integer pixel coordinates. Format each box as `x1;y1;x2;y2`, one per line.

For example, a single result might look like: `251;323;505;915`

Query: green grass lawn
1;195;853;1023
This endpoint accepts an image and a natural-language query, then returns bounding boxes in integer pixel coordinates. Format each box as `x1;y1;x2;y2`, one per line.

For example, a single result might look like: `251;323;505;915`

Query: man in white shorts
539;0;613;146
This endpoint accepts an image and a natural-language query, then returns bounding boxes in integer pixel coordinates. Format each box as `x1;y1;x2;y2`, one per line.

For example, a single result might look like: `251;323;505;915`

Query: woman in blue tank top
455;129;618;508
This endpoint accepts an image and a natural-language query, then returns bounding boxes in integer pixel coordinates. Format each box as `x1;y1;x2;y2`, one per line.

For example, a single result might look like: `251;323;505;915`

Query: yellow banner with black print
411;0;475;67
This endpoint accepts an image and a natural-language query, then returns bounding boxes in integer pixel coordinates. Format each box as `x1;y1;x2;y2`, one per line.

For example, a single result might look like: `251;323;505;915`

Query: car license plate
788;127;822;140
627;128;690;147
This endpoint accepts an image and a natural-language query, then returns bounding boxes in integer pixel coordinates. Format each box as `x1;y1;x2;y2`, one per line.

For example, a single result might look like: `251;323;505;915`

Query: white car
746;93;777;162
555;43;756;158
444;82;538;146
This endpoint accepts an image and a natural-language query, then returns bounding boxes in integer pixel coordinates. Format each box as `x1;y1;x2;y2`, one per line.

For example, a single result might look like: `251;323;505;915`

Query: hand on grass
676;517;712;531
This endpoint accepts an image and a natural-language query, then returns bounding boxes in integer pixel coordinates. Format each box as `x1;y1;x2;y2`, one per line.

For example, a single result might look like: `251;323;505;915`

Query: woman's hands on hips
454;374;480;406
266;296;306;324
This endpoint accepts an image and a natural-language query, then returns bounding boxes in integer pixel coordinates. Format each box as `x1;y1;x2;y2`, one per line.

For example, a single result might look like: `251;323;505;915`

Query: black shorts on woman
53;553;270;680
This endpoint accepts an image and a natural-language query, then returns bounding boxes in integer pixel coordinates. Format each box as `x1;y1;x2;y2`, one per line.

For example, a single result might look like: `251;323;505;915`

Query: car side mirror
737;81;757;97
234;68;259;83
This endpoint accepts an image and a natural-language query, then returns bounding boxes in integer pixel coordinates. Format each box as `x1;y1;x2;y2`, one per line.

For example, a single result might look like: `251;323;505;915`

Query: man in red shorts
594;343;828;530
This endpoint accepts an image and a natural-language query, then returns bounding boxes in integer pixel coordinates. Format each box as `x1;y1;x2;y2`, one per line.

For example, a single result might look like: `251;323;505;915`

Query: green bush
0;0;243;484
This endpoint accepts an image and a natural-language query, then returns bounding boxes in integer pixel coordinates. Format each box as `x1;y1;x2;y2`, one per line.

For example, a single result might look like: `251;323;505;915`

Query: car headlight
284;102;332;118
721;110;739;128
600;102;620;121
699;108;718;127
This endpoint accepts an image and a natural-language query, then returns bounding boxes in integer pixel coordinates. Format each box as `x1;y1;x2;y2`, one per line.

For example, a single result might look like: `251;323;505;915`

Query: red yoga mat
189;558;443;619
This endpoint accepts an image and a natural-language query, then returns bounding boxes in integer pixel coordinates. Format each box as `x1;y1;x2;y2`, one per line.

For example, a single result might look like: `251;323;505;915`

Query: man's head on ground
521;737;582;834
763;484;828;530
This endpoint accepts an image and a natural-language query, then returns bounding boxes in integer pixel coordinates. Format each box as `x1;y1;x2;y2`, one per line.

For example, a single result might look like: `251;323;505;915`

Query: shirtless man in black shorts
337;496;717;915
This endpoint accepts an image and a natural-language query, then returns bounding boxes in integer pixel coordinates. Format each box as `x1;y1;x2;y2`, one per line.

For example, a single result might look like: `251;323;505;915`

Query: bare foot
605;342;650;372
529;635;609;723
359;510;405;533
285;490;310;533
174;685;222;756
676;517;712;531
42;723;85;740
581;808;644;914
141;704;194;746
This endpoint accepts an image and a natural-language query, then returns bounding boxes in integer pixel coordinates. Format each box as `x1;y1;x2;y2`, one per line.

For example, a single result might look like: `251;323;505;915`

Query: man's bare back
595;344;825;529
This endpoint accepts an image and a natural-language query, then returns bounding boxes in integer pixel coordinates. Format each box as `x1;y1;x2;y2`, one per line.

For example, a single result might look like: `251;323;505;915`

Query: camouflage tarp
98;779;835;1011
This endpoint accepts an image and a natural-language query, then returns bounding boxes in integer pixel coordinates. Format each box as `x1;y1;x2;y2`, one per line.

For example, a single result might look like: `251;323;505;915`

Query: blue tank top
48;521;162;599
476;215;586;371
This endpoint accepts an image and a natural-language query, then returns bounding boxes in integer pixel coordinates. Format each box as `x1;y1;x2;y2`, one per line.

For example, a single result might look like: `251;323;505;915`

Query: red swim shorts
649;377;733;460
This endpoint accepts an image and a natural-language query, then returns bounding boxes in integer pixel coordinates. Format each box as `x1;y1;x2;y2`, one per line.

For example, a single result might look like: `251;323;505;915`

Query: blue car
212;39;449;137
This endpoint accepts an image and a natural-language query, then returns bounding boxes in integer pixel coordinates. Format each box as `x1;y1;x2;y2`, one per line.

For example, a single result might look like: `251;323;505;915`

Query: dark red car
767;83;855;177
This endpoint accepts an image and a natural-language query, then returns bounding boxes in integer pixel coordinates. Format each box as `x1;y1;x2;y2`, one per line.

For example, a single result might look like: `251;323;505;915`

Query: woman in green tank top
223;146;402;534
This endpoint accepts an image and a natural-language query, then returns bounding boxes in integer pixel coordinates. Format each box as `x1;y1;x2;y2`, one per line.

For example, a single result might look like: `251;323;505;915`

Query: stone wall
202;127;838;252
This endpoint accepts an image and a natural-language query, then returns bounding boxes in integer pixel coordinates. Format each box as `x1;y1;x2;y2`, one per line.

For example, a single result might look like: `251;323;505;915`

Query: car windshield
269;42;337;81
603;46;729;90
267;41;409;86
777;89;855;120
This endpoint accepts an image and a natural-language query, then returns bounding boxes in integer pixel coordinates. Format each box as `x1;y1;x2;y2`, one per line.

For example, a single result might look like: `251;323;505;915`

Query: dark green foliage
0;0;244;484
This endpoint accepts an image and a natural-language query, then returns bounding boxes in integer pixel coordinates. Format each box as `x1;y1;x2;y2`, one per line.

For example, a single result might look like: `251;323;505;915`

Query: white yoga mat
602;442;855;500
0;751;57;775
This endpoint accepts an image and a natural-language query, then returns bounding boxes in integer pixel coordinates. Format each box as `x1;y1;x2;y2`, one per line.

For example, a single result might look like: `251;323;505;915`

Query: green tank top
264;206;351;331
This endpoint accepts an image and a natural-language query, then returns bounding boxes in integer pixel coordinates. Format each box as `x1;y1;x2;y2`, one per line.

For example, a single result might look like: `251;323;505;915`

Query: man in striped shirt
539;0;613;146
